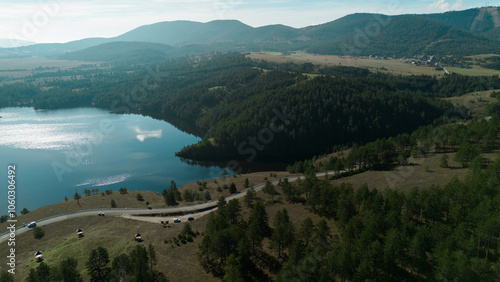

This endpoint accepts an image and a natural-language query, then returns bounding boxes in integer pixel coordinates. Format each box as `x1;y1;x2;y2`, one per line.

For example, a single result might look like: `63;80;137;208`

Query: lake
0;107;230;211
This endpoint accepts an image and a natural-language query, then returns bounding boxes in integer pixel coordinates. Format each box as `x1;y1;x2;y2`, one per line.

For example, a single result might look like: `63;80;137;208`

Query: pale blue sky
0;0;492;43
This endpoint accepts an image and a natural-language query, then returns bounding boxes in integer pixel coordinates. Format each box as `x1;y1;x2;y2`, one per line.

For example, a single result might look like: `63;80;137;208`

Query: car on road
173;218;181;223
28;221;36;228
187;217;194;221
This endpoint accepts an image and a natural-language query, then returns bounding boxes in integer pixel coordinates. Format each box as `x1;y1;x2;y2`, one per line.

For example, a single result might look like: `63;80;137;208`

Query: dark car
173;218;181;223
28;221;37;228
187;217;195;221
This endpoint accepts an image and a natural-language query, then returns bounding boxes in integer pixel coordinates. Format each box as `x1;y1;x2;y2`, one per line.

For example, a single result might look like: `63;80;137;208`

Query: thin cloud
428;0;463;12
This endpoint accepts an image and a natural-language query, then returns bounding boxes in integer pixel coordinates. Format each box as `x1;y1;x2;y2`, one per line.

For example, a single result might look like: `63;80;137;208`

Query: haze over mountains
1;7;499;62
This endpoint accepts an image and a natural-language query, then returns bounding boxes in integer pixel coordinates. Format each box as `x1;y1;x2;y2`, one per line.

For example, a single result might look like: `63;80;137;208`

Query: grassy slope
443;89;498;117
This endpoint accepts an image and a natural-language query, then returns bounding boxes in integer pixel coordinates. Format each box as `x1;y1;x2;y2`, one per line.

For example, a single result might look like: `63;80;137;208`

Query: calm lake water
0;107;230;211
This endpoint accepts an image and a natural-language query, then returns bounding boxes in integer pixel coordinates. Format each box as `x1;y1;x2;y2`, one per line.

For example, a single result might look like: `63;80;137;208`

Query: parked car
173;218;181;223
28;221;36;228
187;217;195;221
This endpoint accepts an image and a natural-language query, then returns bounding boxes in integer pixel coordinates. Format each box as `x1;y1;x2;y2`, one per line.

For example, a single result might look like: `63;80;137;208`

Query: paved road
0;171;335;243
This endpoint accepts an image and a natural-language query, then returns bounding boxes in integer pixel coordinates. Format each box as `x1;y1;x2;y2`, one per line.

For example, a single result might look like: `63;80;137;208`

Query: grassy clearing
468;54;500;59
329;153;467;193
327;150;497;194
446;66;500;76
443;89;499;117
208;86;227;91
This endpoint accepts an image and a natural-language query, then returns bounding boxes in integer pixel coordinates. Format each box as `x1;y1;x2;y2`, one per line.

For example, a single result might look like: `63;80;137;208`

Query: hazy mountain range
0;38;35;48
1;7;499;62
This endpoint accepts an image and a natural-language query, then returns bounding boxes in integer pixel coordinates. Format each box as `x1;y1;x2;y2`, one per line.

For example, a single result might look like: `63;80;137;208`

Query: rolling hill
1;7;499;62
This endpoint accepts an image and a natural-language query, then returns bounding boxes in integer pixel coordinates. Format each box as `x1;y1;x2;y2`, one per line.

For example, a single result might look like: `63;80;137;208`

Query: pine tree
86;246;110;281
59;257;82;282
271;208;295;258
74;192;81;205
299;217;315;247
263;180;276;201
229;183;237;194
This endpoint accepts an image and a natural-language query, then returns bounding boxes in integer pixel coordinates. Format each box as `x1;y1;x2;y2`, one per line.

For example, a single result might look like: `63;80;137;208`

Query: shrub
136;193;144;201
33;227;45;239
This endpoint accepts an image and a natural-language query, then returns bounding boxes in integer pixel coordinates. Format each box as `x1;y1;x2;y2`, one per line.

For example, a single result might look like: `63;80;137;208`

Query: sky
0;0;492;44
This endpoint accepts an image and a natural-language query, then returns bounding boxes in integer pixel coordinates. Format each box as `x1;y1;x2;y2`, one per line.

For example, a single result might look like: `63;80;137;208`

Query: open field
468;54;500;59
248;52;500;76
0;57;99;79
446;66;500;76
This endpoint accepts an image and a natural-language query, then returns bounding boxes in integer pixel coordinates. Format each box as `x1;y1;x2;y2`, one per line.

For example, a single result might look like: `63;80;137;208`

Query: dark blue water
0;107;229;211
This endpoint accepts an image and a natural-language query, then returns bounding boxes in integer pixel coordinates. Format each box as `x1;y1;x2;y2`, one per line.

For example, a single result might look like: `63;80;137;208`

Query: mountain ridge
1;7;499;61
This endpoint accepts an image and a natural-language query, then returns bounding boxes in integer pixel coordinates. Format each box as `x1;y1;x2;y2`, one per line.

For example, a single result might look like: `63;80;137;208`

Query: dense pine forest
198;97;500;281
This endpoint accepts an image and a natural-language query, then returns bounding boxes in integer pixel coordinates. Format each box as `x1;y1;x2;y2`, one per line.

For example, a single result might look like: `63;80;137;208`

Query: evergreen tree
136;193;144;201
244;188;256;208
271;208;295;258
74;192;81;205
130;245;150;281
0;271;14;282
262;180;276;201
59;257;82;282
204;190;212;201
229;183;237;194
246;219;263;254
249;200;270;237
298;217;315;247
86;246;110;281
